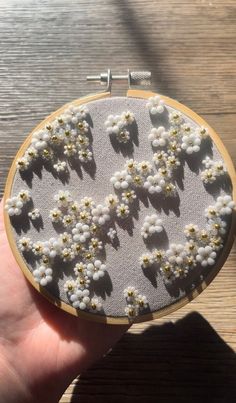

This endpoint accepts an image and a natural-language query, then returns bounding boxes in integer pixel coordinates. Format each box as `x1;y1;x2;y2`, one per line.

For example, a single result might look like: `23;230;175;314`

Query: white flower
5;197;23;216
137;161;153;177
152;249;165;263
80;197;95;210
136;294;149;308
157;167;172;179
59;232;72;247
124;286;138;302
107;227;117;240
33;265;53;286
64;143;77;157
31;130;50;150
184;224;199;238
89;237;103;252
169;111;183;126
160;263;174;282
152;151;168;167
204;205;219;219
215;195;235;215
120;111;135;125
198;229;211;244
25;146;38;161
78;149;93;163
61;248;75;262
124;159;138;174
148;126;169;147
76;275;91;290
92;205;110;225
49;208;62;223
16;157;30;171
201;169;216;184
181;123;193;135
209;236;223;251
87;260;106;280
139;253;154;268
141;214;163;239
184;240;198;254
64;279;76;294
77;120;89;134
76;134;90;149
68;104;89;123
110;170;132;190
121;190;136;204
207;217;227;235
105;194;119;209
166;243;187;265
18;190;31;204
59;126;77;143
131;174;144;188
18;237;32;252
166;155;180;170
105;114;123;135
163;183;176;197
71;242;85;256
54;190;73;207
116;203;130;218
43;237;61;258
28;208;41;220
214;161;227;176
168;127;181;140
144;174;165;194
173;266;188;279
70;288;90;309
181;133;201;154
202;156;214;169
53;161;67;172
32;241;44;256
116;129;130;143
146;95;164;114
89;297;102;312
74;262;88;276
168;140;182;155
124;304;139;319
196;126;209;139
196;246;217;267
62;214;76;228
77;210;91;224
72;223;91;243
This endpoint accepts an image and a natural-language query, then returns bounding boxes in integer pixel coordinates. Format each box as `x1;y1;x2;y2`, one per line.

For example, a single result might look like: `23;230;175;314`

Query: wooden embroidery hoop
4;86;236;325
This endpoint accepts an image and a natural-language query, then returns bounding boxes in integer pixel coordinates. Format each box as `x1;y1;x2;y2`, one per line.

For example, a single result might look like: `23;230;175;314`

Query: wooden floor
0;1;235;401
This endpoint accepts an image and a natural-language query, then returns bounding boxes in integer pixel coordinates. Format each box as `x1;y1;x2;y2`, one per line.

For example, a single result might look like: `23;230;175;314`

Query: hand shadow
71;312;236;403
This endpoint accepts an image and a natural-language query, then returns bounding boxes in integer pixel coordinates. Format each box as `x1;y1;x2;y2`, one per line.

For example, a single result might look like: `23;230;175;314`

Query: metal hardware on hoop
87;69;151;92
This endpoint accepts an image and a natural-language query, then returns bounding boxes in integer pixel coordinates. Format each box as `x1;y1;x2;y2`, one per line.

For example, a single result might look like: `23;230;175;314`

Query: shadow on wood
71;312;236;402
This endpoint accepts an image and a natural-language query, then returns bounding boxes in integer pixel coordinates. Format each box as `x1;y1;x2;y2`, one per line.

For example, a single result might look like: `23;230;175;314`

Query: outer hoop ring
3;89;236;325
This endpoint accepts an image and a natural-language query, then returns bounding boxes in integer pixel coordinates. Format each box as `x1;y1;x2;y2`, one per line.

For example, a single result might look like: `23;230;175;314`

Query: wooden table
0;1;235;401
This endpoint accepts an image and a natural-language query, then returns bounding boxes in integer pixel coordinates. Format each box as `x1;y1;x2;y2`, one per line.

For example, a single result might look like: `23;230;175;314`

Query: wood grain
0;0;235;401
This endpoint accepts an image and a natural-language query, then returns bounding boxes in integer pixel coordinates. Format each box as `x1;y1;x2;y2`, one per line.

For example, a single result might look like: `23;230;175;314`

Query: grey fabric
10;96;232;318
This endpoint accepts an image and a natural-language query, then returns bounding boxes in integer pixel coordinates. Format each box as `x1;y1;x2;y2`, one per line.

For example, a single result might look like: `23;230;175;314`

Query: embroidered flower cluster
139;194;234;284
5;189;31;216
105;110;135;143
16;104;92;172
110;158;176;198
123;286;148;319
141;214;163;239
200;157;227;184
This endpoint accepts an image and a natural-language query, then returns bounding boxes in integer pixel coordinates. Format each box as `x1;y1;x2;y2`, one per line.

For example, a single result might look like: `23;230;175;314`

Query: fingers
0;199;5;232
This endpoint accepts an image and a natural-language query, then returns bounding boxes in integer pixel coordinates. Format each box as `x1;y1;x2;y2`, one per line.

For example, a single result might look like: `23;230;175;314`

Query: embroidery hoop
4;70;236;324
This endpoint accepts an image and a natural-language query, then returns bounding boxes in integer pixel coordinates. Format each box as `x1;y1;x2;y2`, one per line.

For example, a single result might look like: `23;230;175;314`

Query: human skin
0;200;129;403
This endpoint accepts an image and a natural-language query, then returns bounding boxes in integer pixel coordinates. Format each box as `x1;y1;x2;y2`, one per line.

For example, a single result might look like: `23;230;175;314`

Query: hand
0;200;129;403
